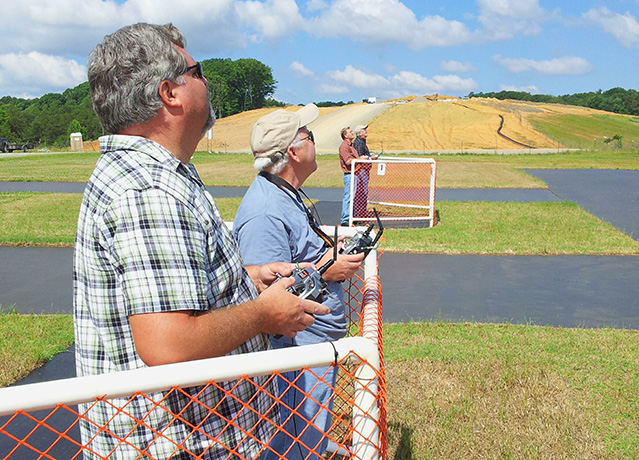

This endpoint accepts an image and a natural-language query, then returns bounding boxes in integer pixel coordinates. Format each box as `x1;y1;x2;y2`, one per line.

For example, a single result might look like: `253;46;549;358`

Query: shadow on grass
389;422;414;460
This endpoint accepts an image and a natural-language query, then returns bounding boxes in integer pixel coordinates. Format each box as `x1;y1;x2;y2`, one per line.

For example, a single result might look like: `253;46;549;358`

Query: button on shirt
73;135;276;459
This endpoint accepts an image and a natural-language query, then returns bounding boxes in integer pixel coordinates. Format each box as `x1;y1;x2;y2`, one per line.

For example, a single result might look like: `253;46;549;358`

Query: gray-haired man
75;23;328;459
233;105;364;459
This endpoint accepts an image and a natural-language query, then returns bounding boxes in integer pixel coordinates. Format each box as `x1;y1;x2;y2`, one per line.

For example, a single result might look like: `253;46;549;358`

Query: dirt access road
307;103;392;153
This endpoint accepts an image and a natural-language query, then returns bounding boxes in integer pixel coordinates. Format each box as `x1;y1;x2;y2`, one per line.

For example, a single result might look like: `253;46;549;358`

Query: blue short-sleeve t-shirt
233;174;347;342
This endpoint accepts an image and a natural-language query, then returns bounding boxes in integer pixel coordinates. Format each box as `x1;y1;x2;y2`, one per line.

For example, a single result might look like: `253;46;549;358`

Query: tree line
0;57;279;147
468;87;639;117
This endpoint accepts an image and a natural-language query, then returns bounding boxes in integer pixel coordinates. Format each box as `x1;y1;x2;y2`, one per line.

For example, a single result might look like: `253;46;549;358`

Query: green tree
0;108;9;138
202;57;277;117
67;119;83;137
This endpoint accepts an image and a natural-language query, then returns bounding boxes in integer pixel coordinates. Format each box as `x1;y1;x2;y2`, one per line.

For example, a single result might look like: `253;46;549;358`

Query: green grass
384;201;639;255
2;316;638;458
0;192;81;245
0;152;101;182
528;112;639;150
2;149;639;188
385;322;639;459
0;193;241;246
0;310;74;387
2;193;637;254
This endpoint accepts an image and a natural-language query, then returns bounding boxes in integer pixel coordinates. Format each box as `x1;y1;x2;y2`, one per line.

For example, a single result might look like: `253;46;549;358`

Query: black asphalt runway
0;182;560;203
2;247;638;328
526;169;639;240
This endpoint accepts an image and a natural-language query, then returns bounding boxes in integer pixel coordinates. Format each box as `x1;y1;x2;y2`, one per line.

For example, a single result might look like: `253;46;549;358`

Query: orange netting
0;256;385;460
352;159;435;227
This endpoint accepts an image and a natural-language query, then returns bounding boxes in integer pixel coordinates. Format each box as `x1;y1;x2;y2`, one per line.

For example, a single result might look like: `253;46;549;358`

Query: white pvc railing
0;241;383;460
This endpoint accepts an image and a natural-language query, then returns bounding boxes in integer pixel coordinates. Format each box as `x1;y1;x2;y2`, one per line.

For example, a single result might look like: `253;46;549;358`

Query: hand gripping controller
272;245;336;339
283;224;338;303
340;208;384;257
286;261;333;303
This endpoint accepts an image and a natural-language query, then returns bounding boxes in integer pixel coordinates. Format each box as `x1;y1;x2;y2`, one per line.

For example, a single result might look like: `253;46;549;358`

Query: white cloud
235;0;305;39
583;7;639;48
477;0;545;19
0;0;247;56
308;0;473;48
383;63;398;74
306;0;328;12
391;72;478;93
476;0;553;41
498;84;541;94
325;65;477;96
493;55;593;75
317;83;349;94
440;60;477;72
327;65;390;89
290;61;315;77
0;52;86;98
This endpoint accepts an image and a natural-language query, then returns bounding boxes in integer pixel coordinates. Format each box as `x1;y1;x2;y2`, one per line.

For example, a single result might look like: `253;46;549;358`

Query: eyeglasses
185;62;204;81
300;131;314;144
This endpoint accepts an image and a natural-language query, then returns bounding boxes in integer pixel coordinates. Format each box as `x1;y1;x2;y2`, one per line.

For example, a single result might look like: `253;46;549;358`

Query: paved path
3;246;638;329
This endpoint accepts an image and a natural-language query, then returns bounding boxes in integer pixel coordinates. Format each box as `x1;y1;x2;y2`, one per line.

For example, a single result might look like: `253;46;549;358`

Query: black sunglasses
300;130;314;144
185;62;204;81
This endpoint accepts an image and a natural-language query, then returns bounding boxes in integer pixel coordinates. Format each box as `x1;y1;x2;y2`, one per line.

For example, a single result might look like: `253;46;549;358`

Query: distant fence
349;157;436;228
0;226;386;460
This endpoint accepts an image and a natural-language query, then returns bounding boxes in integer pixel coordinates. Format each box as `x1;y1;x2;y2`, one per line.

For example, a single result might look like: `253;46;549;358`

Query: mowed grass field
2;103;639;458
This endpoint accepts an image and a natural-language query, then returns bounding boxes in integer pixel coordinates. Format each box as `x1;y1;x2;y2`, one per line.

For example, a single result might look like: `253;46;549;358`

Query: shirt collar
99;135;181;167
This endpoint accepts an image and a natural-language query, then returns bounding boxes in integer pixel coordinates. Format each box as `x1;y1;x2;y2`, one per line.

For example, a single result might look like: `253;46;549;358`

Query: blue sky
1;0;638;104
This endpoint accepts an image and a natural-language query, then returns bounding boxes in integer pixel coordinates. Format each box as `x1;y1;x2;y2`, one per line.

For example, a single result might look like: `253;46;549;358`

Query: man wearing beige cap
233;104;365;459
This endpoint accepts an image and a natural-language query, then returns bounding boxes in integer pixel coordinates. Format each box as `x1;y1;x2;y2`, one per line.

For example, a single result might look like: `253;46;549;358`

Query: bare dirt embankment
196;97;624;154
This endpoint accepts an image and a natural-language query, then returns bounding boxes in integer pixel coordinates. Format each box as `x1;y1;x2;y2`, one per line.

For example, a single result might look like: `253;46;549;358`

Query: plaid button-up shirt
73;135;276;459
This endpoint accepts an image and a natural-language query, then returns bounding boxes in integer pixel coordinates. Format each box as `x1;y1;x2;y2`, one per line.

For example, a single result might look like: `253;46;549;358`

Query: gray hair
253;131;304;174
88;23;189;134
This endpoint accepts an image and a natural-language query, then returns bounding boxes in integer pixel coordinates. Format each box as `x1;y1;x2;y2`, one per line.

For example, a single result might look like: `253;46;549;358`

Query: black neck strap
258;171;334;248
259;171;303;203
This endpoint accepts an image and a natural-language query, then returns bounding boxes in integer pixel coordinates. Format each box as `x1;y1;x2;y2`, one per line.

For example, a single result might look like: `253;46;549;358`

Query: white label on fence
377;163;386;176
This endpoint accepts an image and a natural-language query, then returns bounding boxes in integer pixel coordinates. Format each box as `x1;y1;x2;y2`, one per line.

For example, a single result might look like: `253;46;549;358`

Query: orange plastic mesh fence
0;254;385;460
351;158;436;226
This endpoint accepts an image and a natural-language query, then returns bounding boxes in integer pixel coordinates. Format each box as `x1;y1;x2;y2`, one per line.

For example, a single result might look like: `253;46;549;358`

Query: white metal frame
349;157;437;227
0;240;382;460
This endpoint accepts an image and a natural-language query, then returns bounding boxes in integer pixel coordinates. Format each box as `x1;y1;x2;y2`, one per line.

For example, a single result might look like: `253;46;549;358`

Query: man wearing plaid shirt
75;23;328;459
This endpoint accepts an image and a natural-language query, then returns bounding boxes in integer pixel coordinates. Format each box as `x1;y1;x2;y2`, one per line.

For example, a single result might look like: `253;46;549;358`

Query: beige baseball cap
250;103;319;159
354;124;368;134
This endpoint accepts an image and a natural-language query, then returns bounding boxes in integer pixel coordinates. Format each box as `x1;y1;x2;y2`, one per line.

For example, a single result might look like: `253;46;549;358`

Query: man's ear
158;80;182;108
287;145;301;163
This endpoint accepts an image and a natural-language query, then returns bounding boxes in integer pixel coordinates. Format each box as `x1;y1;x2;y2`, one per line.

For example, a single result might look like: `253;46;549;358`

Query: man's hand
321;237;365;282
256;276;330;338
246;262;312;292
